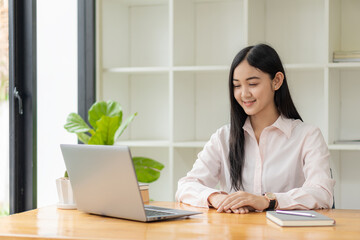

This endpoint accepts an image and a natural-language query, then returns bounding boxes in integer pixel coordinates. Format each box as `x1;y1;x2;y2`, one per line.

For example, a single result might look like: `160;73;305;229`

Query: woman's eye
249;83;257;86
234;85;240;88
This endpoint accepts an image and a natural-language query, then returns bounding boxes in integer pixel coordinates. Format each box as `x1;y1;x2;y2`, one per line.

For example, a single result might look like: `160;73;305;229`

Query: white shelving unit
96;0;360;209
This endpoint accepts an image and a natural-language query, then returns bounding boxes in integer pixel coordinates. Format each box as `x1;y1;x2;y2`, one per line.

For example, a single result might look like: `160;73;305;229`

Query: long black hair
228;43;302;191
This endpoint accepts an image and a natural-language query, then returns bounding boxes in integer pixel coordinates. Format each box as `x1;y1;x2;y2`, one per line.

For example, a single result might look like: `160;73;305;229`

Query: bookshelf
96;0;360;209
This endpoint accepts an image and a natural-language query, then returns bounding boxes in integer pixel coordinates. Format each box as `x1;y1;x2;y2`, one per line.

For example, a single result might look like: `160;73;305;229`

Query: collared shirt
175;115;335;209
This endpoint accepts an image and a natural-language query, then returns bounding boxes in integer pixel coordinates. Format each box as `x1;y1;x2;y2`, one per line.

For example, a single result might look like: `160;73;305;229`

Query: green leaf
0;204;9;217
64;113;92;133
76;132;90;144
115;112;137;140
133;157;164;183
88;115;121;145
88;130;104;145
88;101;123;130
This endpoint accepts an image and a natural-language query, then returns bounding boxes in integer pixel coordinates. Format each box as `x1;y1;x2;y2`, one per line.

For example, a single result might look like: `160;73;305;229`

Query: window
0;0;9;217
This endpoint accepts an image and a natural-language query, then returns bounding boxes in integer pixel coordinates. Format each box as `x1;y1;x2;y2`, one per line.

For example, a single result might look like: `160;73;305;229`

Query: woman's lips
243;100;256;107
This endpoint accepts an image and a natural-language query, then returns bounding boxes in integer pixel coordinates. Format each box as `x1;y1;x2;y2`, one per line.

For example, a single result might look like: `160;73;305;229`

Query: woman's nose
241;87;251;98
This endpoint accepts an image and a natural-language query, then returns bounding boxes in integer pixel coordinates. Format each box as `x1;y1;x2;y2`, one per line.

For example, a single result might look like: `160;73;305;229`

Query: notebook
60;144;202;222
266;210;335;227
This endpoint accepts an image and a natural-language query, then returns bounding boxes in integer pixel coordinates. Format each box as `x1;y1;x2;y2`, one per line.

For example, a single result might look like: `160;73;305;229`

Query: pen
275;210;316;217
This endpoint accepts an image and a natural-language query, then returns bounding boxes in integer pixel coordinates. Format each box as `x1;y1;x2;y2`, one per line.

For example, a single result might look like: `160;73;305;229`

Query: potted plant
57;100;164;209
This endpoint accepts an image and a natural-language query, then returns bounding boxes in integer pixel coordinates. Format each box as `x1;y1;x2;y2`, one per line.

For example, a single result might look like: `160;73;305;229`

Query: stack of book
333;51;360;62
266;210;335;227
139;183;149;203
334;139;360;145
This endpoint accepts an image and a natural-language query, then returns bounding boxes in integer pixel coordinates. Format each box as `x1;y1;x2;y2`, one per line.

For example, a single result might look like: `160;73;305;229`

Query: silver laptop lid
60;144;147;222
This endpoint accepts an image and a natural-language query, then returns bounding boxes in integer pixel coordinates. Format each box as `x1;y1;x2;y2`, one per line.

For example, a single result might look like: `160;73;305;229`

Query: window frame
9;0;37;214
78;0;96;123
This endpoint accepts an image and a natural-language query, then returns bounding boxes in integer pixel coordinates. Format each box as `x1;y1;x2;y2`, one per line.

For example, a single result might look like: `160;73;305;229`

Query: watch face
266;192;276;200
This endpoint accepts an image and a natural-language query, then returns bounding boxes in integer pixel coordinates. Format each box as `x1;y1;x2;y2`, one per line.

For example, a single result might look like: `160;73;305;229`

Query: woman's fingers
217;197;234;212
233;207;249;214
218;197;247;212
229;201;250;211
216;191;259;214
242;207;249;214
217;194;242;212
226;199;248;211
216;195;229;209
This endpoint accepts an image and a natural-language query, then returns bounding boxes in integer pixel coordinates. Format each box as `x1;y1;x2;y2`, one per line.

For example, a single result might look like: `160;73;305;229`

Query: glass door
0;0;9;216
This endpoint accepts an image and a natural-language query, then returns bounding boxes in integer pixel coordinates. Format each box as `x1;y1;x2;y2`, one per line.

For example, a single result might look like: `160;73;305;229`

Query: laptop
60;144;202;222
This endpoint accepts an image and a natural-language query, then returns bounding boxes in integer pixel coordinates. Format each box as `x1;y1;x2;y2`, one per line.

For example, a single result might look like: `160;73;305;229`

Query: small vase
56;177;76;209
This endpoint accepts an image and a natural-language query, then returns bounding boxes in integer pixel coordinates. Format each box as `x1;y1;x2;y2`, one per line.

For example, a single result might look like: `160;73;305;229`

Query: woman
175;44;335;214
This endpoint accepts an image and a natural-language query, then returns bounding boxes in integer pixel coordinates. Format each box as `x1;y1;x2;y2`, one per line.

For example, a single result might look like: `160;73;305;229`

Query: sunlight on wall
37;0;78;207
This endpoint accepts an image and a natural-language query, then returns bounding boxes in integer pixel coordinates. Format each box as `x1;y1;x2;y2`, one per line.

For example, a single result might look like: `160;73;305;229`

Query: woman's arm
216;127;335;213
175;128;226;208
275;127;335;209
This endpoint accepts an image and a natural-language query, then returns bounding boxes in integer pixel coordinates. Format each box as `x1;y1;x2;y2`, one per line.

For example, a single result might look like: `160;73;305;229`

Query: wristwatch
263;192;277;211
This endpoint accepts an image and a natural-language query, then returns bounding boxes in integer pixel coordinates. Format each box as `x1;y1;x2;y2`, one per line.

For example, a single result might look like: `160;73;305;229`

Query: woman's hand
208;192;228;209
216;191;269;213
208;192;254;214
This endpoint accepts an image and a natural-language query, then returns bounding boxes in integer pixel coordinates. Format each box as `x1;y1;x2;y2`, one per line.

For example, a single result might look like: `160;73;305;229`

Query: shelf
100;63;360;73
115;141;170;147
284;64;324;70
328;0;360;62
103;66;230;73
328;144;360;151
173;0;245;66
121;0;168;7
195;0;235;3
100;0;169;68
97;0;360;205
247;0;326;64
100;72;169;140
103;67;169;73
327;62;360;69
103;64;359;73
328;68;360;144
173;141;207;148
173;66;229;72
286;69;326;134
173;71;230;142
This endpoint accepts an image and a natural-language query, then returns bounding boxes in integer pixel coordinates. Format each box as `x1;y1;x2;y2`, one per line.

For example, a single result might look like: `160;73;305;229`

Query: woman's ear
273;72;284;91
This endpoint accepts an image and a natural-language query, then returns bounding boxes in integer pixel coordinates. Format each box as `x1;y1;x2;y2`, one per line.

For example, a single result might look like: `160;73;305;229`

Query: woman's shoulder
217;124;231;136
200;124;230;154
209;124;231;142
289;118;323;138
291;118;317;130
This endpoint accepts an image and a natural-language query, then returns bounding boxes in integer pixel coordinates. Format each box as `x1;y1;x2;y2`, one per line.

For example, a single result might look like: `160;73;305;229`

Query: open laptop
60;144;201;222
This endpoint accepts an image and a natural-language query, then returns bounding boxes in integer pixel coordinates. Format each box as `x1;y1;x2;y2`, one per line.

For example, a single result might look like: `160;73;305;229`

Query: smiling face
233;60;281;118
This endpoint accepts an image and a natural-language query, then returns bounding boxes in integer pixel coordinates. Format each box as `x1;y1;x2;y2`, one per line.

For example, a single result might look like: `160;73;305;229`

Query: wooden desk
0;202;359;240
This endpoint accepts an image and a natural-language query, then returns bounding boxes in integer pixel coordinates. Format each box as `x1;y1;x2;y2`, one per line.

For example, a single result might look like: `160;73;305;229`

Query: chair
330;168;335;209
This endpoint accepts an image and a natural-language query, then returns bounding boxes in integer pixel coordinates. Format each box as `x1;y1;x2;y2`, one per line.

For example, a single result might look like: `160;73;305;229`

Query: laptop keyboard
145;209;174;217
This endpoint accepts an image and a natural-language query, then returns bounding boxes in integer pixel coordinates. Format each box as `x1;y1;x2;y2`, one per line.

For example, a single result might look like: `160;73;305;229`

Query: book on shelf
334;139;360;145
266;210;335;227
139;183;149;203
333;58;360;63
333;50;360;62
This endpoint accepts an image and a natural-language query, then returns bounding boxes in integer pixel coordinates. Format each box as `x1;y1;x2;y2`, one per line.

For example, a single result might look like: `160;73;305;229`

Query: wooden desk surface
0;202;359;240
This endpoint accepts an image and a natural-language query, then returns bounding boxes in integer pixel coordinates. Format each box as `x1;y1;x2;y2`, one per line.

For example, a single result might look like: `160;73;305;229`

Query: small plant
64;100;164;183
0;204;9;217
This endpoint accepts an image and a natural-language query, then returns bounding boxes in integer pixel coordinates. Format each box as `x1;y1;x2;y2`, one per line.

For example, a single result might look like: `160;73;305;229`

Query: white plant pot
56;177;76;209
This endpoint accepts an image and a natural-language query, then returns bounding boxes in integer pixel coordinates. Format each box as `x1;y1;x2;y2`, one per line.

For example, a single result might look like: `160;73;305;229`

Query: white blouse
175;115;335;209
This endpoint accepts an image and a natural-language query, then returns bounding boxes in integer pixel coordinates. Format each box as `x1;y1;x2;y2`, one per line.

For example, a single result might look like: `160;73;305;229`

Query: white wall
0;101;9;209
37;0;78;207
